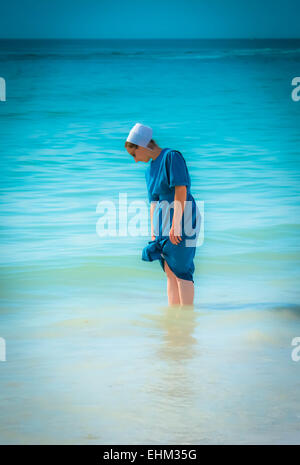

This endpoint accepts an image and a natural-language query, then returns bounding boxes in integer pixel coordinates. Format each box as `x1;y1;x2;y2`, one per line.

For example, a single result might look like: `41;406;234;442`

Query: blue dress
142;148;201;283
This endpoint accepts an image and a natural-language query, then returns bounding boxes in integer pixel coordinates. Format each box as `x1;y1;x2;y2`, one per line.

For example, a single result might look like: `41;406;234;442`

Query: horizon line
0;37;300;40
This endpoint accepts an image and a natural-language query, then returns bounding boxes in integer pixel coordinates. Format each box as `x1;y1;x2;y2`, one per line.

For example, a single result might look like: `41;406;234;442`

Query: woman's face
126;145;150;163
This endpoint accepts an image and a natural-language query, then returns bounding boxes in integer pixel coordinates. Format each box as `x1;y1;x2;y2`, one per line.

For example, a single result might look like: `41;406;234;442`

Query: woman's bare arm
150;201;158;240
170;185;187;244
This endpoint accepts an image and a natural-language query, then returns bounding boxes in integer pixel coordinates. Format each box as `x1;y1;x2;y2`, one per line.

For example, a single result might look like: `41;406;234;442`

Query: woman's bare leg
176;278;194;306
164;260;181;306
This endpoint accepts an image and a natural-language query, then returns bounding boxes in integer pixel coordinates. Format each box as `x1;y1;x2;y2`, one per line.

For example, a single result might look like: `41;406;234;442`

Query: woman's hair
124;139;159;150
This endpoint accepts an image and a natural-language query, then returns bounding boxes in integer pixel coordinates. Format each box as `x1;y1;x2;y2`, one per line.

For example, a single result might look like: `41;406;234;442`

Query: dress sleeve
165;150;190;188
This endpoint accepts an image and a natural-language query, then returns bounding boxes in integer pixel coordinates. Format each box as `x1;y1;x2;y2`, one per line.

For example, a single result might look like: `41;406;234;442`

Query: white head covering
126;123;153;148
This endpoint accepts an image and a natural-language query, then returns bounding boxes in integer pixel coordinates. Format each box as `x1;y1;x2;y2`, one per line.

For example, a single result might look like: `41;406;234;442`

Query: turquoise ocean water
0;39;300;444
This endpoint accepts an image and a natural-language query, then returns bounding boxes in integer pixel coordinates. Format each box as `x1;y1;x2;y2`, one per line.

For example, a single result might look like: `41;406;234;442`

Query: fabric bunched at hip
142;236;197;283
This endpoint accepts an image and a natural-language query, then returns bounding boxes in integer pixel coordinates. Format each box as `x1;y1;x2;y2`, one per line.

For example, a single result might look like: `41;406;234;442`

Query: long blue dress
142;148;201;283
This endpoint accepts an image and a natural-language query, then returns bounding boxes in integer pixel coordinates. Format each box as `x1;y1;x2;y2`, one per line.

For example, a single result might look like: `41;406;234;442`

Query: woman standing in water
125;123;200;307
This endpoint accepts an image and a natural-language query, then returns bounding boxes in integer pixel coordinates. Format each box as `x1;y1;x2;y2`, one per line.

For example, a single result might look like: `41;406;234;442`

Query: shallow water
0;39;300;444
1;302;300;444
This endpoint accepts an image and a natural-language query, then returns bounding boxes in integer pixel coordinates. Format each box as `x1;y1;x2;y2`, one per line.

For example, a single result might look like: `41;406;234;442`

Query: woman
125;123;200;307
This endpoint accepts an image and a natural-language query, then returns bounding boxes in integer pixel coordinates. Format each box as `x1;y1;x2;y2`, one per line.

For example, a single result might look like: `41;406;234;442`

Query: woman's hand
151;234;156;241
169;224;182;245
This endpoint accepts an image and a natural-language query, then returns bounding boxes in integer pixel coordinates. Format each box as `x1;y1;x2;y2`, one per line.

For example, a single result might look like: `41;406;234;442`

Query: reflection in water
135;305;201;425
155;305;198;361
